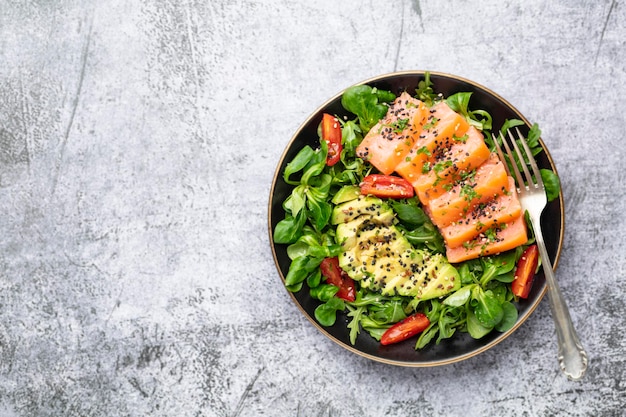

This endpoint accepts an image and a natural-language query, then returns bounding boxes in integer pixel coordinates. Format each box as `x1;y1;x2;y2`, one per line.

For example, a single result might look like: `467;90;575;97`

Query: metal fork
494;127;588;381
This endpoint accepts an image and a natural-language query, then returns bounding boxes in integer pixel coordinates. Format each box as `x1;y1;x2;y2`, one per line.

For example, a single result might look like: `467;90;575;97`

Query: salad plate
268;71;564;366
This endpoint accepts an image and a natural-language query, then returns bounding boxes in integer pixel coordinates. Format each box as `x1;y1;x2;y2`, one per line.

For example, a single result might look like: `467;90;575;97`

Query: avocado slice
333;195;460;301
331;185;362;204
337;221;407;281
331;195;393;225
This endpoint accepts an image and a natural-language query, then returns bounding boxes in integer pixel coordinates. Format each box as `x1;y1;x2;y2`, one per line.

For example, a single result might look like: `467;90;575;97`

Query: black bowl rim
268;70;565;367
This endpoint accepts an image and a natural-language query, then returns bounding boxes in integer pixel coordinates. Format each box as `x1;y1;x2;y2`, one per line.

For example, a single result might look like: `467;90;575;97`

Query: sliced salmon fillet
394;101;470;184
356;92;429;175
446;213;528;263
439;177;522;249
413;126;491;204
425;153;510;228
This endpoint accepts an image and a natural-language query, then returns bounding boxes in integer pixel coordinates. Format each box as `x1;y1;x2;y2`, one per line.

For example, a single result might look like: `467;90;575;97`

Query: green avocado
331;195;393;225
333;196;460;301
331;185;362;205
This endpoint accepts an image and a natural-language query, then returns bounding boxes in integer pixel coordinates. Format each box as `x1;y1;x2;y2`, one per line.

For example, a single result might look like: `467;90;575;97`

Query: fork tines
492;128;544;193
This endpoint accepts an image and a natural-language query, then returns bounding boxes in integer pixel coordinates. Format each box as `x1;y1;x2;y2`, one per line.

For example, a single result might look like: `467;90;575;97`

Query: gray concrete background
0;0;624;416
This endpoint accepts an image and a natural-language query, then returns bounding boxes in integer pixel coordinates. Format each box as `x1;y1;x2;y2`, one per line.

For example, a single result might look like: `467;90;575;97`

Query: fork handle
533;221;588;381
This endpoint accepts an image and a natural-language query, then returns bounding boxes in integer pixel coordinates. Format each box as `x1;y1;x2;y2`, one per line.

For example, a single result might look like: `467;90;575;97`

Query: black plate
268;71;564;366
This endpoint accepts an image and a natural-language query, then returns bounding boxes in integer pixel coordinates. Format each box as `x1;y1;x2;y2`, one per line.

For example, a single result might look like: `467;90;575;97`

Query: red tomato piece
512;244;539;299
320;257;356;302
322;113;342;166
360;174;415;199
380;313;430;345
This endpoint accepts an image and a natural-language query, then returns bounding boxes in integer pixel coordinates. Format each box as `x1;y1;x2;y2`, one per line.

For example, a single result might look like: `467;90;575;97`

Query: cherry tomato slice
322;113;342;166
320;257;356;302
512;244;539;299
380;312;430;345
360;174;415;199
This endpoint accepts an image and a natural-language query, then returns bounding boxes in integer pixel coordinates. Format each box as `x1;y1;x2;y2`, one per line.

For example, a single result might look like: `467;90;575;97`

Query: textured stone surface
0;0;624;416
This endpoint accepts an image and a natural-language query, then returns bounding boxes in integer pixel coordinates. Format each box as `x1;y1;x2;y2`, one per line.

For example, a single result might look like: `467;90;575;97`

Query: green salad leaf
495;301;518;332
541;168;561;202
345;291;408;343
391;198;445;254
472;287;504;328
314;296;345;326
415;71;437;106
273;210;306;244
446;92;493;131
341;85;396;132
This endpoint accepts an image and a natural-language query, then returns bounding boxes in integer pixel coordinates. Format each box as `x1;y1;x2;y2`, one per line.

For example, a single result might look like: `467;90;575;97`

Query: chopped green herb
415;72;437;106
460;184;480;201
433;160;453;173
484;228;497;242
391;118;409;133
453;133;469;143
422;117;439;130
463;241;476;250
459;169;476;182
416;146;431;156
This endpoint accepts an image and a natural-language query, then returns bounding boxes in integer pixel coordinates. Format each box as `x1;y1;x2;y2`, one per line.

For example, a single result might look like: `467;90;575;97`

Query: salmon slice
446;213;528;263
440;177;522;249
413;126;491;204
394;101;470;184
425;153;510;228
356;92;429;175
